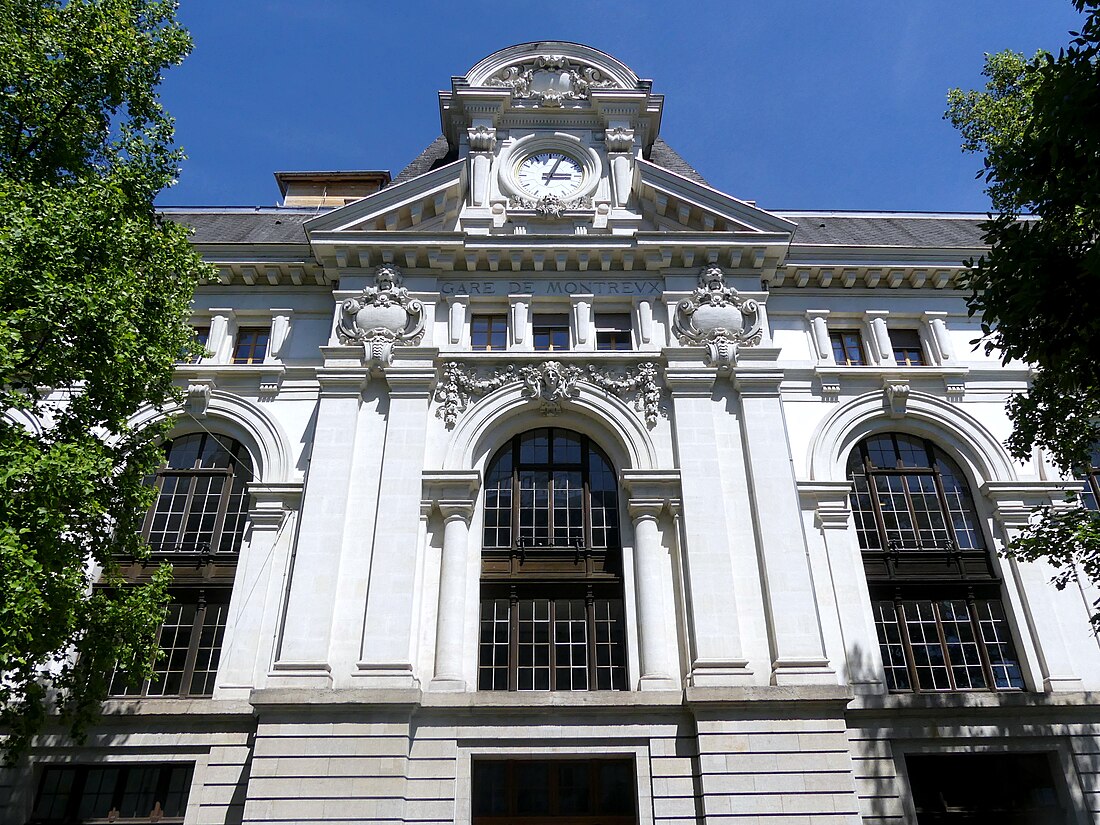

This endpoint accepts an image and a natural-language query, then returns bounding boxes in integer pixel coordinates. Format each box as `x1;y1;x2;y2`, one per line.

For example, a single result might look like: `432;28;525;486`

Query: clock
515;151;585;198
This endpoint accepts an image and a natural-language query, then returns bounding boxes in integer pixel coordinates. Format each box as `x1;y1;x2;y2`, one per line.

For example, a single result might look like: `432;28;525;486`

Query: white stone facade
4;42;1100;825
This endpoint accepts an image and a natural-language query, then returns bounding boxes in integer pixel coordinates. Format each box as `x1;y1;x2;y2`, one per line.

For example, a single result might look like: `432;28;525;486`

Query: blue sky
158;1;1085;212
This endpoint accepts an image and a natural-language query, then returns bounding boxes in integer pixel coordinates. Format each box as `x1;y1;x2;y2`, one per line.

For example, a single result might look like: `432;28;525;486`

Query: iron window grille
848;433;1024;692
479;429;626;691
30;763;193;825
471;314;508;351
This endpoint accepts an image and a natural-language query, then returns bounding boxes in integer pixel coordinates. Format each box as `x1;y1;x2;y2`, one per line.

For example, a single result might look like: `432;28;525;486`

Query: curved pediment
463;42;642;102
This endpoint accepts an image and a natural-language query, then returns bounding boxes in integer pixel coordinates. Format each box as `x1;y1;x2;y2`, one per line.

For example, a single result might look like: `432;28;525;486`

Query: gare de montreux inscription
439;278;664;297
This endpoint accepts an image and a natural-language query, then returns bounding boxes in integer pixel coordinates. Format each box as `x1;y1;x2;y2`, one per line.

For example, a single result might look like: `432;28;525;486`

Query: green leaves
947;2;1100;625
0;1;207;764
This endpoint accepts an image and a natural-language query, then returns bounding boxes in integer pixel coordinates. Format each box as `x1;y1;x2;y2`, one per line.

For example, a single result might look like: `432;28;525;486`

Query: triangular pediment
633;159;796;236
305;158;466;235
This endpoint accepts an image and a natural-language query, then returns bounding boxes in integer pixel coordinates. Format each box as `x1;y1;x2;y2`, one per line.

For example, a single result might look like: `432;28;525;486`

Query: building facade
4;42;1100;825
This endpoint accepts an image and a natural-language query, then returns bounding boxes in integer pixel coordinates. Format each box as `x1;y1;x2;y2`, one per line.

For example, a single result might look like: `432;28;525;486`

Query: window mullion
180;593;207;696
930;600;958;691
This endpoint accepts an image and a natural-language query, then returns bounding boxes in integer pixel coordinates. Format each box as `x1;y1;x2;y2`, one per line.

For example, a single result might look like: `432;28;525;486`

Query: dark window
906;752;1067;824
472;314;508;351
892;328;926;366
479;429;626;691
108;589;229;698
184;326;209;364
231;326;269;364
143;433;254;555
595;313;632;351
472;759;635;825
829;329;866;365
533;313;570;351
849;433;1024;693
31;763;192;824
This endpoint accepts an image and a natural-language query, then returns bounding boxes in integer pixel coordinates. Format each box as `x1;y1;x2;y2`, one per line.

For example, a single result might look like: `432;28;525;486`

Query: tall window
848;433;1024;692
111;433;251;698
479;429;626;691
143;433;254;554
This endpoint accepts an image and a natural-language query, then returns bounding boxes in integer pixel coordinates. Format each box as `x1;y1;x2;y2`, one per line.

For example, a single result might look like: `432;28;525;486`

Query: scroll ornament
673;265;763;367
434;361;664;429
484;55;619;107
336;264;424;367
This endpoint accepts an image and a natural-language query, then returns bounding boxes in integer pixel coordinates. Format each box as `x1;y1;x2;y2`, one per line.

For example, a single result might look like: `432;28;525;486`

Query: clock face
516;151;585;198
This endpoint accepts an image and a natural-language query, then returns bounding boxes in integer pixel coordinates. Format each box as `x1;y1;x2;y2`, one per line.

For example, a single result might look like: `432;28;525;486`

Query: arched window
847;433;1024;693
479;428;626;691
143;432;254;554
111;433;252;698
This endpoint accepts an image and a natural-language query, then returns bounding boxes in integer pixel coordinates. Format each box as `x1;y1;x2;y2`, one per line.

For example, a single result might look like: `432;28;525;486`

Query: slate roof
163;209;313;245
781;213;990;248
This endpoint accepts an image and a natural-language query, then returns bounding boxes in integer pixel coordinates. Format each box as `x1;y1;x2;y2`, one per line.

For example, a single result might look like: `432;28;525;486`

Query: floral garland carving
434;361;665;429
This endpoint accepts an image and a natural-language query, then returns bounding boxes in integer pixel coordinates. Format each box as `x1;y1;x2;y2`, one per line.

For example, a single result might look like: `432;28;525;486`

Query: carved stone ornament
434;361;665;429
673;265;763;367
336;264;425;366
508;193;594;218
467;125;497;152
483;55;619;106
604;127;635;153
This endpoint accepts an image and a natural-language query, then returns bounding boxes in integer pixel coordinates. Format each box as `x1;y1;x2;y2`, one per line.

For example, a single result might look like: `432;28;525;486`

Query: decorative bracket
883;378;910;418
434;360;665;429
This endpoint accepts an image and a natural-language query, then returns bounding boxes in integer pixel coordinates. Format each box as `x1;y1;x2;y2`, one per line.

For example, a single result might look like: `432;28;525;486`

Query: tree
946;1;1100;625
0;0;206;762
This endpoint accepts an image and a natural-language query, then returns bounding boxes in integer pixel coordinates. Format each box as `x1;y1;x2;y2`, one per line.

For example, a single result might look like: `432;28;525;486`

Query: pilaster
733;365;834;684
664;351;752;686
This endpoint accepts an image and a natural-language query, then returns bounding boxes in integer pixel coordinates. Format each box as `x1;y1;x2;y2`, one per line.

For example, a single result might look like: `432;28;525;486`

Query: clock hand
543;156;564;182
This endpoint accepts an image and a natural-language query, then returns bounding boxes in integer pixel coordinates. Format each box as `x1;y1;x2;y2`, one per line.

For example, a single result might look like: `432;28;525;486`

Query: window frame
828;328;867;366
891;328;927;366
231;325;270;364
594;312;633;351
532;313;571;352
479;429;627;692
471;313;509;351
30;763;193;825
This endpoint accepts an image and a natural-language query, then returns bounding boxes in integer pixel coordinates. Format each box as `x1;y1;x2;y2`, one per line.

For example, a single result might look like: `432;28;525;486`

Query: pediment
304;158;466;235
633;160;796;237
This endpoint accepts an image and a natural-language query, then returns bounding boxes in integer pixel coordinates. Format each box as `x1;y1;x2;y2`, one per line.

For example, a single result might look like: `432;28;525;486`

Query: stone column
275;360;367;679
665;352;751;685
986;482;1085;692
798;482;884;693
424;471;481;691
218;482;301;697
358;352;437;687
622;471;681;689
734;368;833;684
